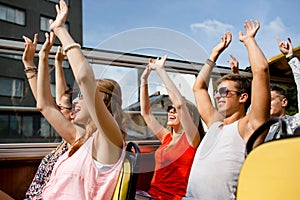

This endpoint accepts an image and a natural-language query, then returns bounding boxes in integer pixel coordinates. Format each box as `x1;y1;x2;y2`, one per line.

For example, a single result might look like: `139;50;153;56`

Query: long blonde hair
68;78;126;157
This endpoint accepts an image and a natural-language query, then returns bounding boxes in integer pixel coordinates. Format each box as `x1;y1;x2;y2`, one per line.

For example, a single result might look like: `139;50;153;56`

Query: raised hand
55;46;65;63
22;33;38;66
239;19;260;43
39;32;56;56
277;37;293;56
148;55;167;71
141;64;152;83
210;32;232;62
228;54;239;75
49;0;68;32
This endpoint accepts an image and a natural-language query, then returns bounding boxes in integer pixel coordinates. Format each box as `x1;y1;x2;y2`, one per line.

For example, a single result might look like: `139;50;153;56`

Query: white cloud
256;17;288;59
264;16;286;35
190;20;235;36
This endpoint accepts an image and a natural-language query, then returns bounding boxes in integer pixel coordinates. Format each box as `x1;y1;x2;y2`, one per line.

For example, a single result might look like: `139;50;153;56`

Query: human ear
239;93;248;103
282;97;288;107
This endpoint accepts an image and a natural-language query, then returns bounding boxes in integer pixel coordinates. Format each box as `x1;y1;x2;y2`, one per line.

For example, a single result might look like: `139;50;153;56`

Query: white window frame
0;4;25;25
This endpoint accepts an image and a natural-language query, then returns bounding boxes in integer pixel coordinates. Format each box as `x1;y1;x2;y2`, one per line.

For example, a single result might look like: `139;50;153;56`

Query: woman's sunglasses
57;104;72;110
167;105;177;113
77;91;83;100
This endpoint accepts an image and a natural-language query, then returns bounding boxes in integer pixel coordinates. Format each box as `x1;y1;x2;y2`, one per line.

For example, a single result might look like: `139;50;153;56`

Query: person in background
38;0;125;199
185;19;270;199
265;37;300;141
139;55;203;200
22;33;73;200
54;45;74;121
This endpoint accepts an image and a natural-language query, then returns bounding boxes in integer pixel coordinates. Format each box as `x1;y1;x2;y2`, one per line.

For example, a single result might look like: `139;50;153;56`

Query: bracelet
24;67;38;73
286;54;297;62
63;43;81;54
140;80;148;85
27;72;37;79
206;59;216;67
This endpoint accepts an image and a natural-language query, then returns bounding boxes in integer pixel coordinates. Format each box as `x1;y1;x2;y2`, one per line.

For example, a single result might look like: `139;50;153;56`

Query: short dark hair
270;85;287;99
217;74;252;110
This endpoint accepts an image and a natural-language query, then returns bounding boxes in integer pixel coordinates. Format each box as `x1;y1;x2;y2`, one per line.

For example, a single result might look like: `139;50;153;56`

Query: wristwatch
286;54;297;62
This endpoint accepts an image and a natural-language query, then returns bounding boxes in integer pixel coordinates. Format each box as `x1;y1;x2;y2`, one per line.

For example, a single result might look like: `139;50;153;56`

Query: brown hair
68;78;126;157
216;74;252;110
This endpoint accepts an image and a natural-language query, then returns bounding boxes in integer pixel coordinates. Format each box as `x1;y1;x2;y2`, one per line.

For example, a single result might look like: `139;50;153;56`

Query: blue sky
82;0;300;69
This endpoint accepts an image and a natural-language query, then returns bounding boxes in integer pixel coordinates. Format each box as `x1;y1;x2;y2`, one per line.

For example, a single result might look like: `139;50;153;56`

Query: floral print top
25;141;68;200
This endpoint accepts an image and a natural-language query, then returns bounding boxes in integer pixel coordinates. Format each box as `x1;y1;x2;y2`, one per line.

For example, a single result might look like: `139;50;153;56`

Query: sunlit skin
270;91;287;117
72;95;90;125
167;107;181;130
58;95;73;121
214;80;246;118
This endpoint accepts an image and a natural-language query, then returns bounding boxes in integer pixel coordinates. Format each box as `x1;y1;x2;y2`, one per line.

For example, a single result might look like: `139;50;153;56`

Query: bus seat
236;117;300;200
112;142;141;200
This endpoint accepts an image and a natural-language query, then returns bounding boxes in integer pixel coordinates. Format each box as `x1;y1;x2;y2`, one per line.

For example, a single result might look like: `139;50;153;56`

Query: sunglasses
213;87;242;97
57;104;72;110
167;105;177;113
77;91;83;100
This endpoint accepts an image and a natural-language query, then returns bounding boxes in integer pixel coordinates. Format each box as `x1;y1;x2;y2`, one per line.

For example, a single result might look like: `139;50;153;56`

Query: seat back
112;142;141;200
236;117;300;200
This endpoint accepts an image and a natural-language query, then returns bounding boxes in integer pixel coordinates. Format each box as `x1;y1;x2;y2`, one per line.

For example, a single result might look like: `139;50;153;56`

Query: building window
40;16;69;32
0;54;22;60
0;4;25;25
0;112;61;143
40;16;50;32
0;77;24;97
46;0;69;6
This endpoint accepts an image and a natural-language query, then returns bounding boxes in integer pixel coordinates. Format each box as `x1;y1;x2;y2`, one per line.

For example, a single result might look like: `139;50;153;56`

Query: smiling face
72;92;90;125
167;106;181;128
57;95;73;121
214;80;244;117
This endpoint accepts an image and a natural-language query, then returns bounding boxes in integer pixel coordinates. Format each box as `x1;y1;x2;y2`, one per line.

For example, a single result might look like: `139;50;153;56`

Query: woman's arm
150;55;201;147
55;46;67;105
49;0;123;164
22;34;38;99
140;64;167;141
36;32;76;144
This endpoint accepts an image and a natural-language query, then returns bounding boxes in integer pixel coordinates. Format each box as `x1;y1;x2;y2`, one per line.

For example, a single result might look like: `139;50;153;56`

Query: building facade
0;0;82;143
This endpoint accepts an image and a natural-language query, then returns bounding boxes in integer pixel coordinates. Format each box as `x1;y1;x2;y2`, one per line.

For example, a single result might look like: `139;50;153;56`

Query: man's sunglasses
213;87;242;97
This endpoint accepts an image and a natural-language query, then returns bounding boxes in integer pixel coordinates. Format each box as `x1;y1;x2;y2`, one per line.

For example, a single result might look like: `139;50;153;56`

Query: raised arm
22;34;38;99
49;0;123;164
149;56;200;147
228;54;239;75
193;32;232;127
239;20;270;141
277;37;300;111
55;46;67;105
140;64;167;141
36;32;77;144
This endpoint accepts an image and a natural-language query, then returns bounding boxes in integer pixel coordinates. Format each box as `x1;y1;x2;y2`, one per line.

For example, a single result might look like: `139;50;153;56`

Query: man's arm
193;32;232;127
239;20;270;143
277;37;300;111
228;54;239;75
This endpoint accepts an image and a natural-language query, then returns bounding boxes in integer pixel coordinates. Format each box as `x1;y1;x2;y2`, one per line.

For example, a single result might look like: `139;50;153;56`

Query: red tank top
148;133;197;200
